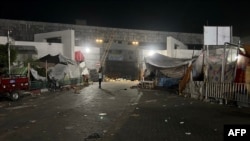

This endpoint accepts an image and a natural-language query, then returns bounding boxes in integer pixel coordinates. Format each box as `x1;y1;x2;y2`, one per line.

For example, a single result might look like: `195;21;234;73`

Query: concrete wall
167;36;188;57
34;30;75;60
15;41;63;59
0;36;7;44
175;49;202;59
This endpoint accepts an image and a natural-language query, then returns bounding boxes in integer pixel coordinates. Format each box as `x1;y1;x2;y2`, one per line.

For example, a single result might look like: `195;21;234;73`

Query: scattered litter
6;105;31;110
180;121;184;124
103;130;108;133
130;114;140;117
164;119;168;123
145;99;157;103
131;103;138;106
185;132;191;135
100;116;104;119
84;133;101;141
0;114;6;117
84;115;88;117
135;107;140;110
162;105;166;107
99;113;107;116
108;97;115;100
64;126;74;130
29;120;37;123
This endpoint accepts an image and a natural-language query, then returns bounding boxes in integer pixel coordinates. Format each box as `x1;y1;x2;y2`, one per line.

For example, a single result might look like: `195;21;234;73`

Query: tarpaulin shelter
47;64;79;80
37;53;76;67
36;54;77;81
145;53;195;78
144;53;196;88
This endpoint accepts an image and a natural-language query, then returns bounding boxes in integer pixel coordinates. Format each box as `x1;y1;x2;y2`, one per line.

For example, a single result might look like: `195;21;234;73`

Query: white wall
167;36;188;57
0;36;7;44
34;30;75;60
175;49;202;59
75;46;100;70
15;41;63;59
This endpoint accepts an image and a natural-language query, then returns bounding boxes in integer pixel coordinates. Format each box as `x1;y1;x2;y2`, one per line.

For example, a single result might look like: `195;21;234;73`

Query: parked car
0;75;29;101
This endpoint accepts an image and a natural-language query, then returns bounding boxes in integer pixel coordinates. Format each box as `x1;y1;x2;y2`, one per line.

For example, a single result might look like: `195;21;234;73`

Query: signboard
204;26;231;45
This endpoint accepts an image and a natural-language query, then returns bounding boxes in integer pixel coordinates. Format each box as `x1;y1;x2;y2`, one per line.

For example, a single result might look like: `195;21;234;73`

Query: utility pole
7;30;12;76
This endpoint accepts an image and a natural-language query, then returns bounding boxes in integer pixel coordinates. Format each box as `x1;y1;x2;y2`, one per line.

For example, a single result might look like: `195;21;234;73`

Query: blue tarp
158;77;180;88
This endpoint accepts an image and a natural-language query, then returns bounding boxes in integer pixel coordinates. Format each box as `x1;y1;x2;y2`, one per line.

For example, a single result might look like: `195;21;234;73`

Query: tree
0;44;17;73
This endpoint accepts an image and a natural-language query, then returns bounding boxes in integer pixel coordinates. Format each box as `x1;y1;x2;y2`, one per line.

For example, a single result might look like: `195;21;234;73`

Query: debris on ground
99;113;107;116
84;133;101;141
29;120;37;123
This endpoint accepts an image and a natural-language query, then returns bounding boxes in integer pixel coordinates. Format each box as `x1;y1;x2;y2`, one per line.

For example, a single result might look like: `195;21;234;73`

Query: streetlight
96;39;103;43
7;30;12;76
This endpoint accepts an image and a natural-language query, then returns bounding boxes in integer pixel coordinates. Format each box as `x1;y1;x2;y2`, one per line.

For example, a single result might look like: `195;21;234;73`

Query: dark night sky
0;0;249;37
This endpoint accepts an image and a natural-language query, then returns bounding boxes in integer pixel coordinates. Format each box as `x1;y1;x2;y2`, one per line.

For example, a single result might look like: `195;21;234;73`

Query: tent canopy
37;54;76;67
145;53;195;69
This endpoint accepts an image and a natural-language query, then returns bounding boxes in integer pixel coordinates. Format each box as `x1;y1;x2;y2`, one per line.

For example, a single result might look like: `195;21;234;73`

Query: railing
182;81;250;104
205;82;249;104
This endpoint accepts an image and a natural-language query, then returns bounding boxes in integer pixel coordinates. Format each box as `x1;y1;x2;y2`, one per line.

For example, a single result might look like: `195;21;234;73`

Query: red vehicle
0;75;29;101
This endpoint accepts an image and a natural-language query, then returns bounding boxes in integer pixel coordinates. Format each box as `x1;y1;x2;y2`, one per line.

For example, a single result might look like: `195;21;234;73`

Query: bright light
96;39;103;43
148;50;155;56
132;41;139;45
85;48;90;53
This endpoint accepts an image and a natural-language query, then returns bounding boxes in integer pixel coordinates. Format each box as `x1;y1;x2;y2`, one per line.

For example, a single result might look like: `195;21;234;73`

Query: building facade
0;19;240;80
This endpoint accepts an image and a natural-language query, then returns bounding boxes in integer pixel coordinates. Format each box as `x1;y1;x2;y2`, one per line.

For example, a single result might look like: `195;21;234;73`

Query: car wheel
10;91;20;101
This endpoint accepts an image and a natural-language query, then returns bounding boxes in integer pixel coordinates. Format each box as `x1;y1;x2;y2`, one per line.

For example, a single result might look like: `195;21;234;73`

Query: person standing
98;67;103;88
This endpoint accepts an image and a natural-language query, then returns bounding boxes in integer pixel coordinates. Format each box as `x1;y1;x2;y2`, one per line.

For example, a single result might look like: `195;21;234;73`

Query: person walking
98;67;103;88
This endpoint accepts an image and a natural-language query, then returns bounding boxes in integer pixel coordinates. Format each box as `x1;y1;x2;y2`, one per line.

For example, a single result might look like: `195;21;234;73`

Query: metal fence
205;82;249;104
183;81;250;104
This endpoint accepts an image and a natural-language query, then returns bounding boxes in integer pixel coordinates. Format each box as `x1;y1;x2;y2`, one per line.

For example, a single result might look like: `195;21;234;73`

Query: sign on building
204;26;232;45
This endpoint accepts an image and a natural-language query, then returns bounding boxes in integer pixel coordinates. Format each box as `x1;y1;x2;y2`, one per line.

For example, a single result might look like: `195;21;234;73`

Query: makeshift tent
144;53;195;78
30;68;46;81
79;61;89;75
37;53;76;67
11;67;28;75
47;63;81;81
144;53;196;88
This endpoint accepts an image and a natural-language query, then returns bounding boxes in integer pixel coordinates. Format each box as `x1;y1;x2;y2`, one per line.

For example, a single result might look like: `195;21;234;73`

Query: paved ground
0;81;250;141
102;88;250;141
